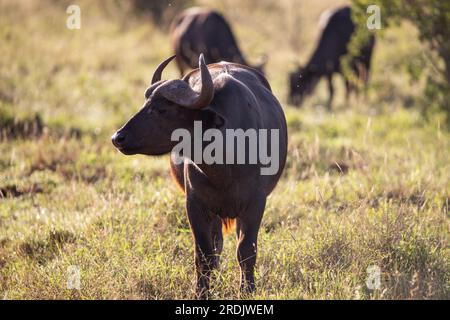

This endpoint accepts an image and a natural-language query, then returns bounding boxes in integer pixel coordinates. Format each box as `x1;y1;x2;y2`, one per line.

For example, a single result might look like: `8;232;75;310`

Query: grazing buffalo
112;54;287;298
288;6;375;108
170;7;266;76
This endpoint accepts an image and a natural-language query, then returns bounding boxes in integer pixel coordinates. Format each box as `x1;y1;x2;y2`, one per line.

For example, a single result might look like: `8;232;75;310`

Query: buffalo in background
288;6;375;108
170;7;267;76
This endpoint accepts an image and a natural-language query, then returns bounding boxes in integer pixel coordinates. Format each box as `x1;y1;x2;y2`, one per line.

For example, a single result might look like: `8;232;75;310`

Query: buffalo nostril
112;131;126;147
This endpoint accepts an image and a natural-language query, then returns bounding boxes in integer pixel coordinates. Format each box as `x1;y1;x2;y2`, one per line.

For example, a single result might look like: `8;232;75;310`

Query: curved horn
151;55;176;84
185;53;214;109
153;54;214;109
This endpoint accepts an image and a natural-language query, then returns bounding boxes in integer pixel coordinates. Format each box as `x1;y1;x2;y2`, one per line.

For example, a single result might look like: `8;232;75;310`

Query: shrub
347;0;450;126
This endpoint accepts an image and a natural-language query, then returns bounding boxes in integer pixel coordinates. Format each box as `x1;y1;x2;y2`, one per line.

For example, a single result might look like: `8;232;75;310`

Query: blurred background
0;0;448;299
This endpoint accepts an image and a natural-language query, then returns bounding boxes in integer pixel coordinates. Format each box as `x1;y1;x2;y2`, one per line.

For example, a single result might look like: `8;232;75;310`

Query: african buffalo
170;7;266;76
288;6;375;108
112;54;287;298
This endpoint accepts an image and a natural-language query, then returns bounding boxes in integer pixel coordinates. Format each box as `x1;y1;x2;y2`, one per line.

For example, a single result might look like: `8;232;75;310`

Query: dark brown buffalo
288;6;375;108
170;7;266;76
112;54;287;298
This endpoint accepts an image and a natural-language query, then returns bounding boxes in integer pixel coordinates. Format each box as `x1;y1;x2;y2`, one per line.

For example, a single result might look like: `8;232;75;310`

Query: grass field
0;0;449;299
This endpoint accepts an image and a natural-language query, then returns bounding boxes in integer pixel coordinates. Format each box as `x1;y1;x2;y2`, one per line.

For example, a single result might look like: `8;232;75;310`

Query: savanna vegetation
0;0;448;299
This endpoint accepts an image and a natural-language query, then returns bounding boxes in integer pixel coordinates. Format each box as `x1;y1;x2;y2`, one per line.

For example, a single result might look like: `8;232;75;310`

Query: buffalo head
112;54;215;156
287;66;320;107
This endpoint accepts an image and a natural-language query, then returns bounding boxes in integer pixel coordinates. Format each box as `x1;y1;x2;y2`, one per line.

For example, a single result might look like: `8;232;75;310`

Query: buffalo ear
201;107;227;129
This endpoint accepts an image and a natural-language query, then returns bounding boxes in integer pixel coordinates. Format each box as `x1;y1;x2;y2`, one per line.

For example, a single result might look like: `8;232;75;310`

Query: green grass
0;0;449;299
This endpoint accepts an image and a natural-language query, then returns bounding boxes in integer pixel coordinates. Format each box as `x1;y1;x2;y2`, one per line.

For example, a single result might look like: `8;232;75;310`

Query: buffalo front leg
236;198;266;294
211;216;223;269
186;199;216;299
326;74;334;110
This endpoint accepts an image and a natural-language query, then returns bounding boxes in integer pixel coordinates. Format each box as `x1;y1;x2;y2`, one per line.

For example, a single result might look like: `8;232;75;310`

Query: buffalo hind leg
236;198;266;294
345;79;352;101
186;199;216;299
